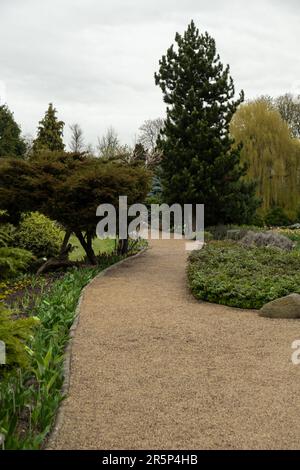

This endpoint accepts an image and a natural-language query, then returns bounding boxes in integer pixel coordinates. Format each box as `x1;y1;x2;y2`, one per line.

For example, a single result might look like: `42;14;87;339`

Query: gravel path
48;239;300;450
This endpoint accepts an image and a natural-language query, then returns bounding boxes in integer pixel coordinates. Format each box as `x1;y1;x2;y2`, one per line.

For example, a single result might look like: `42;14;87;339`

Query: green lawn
69;235;115;261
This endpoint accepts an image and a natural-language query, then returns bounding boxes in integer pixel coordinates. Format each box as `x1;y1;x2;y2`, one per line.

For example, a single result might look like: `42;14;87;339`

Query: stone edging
45;247;148;449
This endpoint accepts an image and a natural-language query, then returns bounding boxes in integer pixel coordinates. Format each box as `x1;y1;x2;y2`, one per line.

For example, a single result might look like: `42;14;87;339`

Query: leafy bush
250;212;265;227
0;247;34;279
0;224;15;247
187;241;300;309
14;212;63;259
205;225;232;240
0;277;32;302
265;207;292;227
204;231;213;242
0;304;38;370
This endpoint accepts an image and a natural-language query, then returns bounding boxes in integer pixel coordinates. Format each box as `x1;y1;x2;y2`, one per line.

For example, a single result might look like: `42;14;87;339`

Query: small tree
155;21;258;225
274;93;300;139
0;153;151;264
0;104;26;158
69;123;85;153
97;127;120;159
23;134;34;159
138;118;164;167
132;143;147;165
33;103;65;153
138;118;164;152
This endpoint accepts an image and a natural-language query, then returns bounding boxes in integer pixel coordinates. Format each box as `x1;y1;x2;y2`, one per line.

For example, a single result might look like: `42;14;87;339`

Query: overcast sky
0;0;299;149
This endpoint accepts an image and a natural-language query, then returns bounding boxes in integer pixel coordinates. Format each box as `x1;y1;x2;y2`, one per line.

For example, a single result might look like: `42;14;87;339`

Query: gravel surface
48;239;300;450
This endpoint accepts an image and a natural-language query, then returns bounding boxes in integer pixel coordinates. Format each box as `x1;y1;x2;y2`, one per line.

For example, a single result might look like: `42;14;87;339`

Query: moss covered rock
260;294;300;319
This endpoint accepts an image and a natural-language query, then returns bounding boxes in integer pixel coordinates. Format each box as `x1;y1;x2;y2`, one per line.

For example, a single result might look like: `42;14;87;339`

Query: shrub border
45;246;148;449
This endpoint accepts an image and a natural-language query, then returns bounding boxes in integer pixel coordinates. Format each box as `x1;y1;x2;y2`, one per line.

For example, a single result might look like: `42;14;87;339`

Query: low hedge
187;241;300;309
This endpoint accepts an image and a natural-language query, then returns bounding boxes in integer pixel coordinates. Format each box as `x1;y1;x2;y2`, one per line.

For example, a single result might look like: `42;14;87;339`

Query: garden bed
0;252;126;449
187;241;300;309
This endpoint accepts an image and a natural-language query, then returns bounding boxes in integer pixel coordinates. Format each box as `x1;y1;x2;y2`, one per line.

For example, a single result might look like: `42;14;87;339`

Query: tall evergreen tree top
155;21;258;225
155;20;244;148
33;103;65;153
0;104;26;158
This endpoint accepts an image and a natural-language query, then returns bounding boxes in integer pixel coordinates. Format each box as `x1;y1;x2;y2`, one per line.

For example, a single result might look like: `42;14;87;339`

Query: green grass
69;235;115;261
188;241;300;309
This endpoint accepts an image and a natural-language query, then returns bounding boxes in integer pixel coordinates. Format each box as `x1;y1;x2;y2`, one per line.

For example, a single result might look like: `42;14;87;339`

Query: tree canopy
230;98;300;218
69;123;85;153
0;152;151;263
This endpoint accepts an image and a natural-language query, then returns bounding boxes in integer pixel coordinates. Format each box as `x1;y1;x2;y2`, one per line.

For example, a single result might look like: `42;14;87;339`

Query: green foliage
0;104;26;158
265;207;292;227
204;231;213;242
276;228;300;250
0;277;32;303
155;21;259;225
0;256;122;449
230;98;300;215
0;247;34;279
0;158;39;225
14;212;63;259
0;223;15;247
0;304;38;369
274;93;300;139
32;103;65;153
69;235;115;261
0;152;151;263
187;241;300;309
251;212;265;227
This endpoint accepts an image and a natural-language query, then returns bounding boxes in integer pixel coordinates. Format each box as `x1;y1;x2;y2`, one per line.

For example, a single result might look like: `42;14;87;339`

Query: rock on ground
260;294;300;319
240;231;294;251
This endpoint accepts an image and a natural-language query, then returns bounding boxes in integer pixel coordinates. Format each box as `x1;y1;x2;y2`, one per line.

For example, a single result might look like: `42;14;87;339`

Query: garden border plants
0;245;147;450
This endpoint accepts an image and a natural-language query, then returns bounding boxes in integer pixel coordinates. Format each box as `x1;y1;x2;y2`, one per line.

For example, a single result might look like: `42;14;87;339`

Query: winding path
49;239;300;450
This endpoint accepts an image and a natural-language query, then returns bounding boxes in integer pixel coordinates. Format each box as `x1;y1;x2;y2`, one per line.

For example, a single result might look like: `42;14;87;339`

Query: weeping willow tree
230;98;300;218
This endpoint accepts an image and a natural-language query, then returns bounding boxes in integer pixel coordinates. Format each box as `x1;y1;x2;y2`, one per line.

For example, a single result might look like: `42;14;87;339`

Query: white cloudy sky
0;0;299;149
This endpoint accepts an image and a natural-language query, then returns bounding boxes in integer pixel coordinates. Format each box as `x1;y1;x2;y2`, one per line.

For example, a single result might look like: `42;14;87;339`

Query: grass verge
69;236;115;261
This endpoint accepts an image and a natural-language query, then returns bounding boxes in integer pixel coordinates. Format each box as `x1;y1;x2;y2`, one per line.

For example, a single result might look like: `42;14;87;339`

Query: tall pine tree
155;21;258;225
0;104;26;158
33;103;65;153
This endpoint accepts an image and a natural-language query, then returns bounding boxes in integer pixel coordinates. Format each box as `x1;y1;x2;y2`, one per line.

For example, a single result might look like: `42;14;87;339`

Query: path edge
45;246;148;449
